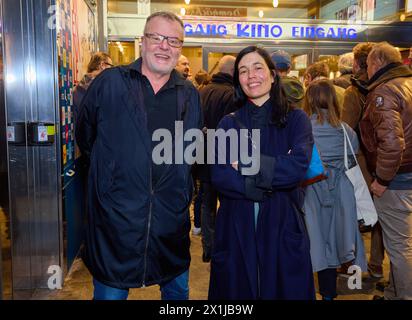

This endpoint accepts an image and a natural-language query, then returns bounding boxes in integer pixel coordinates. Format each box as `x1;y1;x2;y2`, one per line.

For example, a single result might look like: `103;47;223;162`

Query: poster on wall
335;0;363;21
57;0;97;170
362;0;375;21
407;0;412;14
72;0;97;84
348;3;362;22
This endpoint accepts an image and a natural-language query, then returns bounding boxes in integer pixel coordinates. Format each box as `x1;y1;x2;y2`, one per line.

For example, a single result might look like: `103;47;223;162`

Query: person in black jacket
73;52;112;122
73;52;113;224
76;11;202;300
199;55;236;262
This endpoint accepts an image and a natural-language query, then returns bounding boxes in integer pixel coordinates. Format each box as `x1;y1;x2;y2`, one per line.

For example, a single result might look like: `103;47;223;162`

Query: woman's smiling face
238;51;274;106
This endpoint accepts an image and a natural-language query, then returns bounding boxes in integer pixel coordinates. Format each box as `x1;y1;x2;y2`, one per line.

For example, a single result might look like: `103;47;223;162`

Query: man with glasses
76;12;202;300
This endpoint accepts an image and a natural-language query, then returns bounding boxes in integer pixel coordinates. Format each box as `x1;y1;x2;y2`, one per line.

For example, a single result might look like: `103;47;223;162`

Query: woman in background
303;79;367;300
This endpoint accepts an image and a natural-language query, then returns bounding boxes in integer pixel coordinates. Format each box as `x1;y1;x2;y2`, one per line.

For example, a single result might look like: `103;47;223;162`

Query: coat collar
367;63;412;91
211;72;234;85
350;70;369;96
128;57;186;86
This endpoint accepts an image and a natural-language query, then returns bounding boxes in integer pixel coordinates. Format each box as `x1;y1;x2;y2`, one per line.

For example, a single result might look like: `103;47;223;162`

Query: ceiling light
258;10;264;18
184;0;190;5
180;7;186;16
273;0;279;8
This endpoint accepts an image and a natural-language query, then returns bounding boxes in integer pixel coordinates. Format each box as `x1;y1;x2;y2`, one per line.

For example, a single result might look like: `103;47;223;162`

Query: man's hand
231;161;239;171
371;179;387;197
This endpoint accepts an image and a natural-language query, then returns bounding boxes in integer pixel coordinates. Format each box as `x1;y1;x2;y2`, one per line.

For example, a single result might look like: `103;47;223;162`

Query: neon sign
184;22;358;40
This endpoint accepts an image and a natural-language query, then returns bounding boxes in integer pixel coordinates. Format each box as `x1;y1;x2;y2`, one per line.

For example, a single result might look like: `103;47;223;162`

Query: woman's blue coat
209;105;316;300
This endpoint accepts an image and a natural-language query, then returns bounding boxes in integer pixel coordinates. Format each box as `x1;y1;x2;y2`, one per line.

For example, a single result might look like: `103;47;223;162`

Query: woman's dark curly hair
233;46;290;127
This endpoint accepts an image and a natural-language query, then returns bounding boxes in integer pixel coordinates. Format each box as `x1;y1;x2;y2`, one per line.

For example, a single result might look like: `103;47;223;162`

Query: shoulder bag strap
341;123;359;170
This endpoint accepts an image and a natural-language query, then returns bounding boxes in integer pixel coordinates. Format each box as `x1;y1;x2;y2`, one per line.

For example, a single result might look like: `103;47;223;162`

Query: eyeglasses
144;33;183;48
104;62;114;67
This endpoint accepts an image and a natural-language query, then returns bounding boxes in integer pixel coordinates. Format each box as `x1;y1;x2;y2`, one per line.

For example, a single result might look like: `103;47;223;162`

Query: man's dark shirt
140;72;178;186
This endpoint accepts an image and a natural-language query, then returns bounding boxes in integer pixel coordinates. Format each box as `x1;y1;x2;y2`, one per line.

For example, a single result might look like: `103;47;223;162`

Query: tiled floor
31;232;210;300
27;228;389;300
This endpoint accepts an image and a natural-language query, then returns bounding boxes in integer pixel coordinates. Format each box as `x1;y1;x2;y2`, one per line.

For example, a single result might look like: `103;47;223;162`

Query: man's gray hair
369;42;402;66
338;52;354;74
144;11;184;34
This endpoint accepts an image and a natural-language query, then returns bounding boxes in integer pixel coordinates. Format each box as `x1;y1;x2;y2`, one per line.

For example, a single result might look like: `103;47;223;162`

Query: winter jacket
73;74;94;122
200;72;235;129
342;71;369;130
198;72;235;182
360;63;412;186
281;75;304;109
342;71;373;187
333;72;353;89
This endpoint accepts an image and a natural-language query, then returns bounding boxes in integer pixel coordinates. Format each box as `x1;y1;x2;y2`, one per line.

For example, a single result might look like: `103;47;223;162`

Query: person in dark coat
199;55;236;263
194;69;211;90
333;52;354;89
271;50;304;109
209;46;315;300
73;52;113;225
73;52;113;122
76;11;202;300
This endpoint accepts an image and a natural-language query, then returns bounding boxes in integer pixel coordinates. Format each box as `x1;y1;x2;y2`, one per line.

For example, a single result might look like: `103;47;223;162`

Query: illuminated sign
185;23;228;36
185;7;247;17
184;22;359;40
291;26;357;39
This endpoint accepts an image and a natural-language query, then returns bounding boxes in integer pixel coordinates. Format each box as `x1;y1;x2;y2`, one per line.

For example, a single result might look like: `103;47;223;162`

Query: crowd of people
73;11;412;300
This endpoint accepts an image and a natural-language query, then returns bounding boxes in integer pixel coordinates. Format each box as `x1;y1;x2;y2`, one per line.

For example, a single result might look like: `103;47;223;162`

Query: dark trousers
318;268;337;299
193;179;202;229
201;182;217;257
369;222;385;267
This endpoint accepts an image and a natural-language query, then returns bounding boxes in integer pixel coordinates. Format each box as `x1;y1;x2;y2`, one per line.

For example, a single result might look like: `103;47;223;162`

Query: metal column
97;0;108;52
0;0;6;300
2;0;62;298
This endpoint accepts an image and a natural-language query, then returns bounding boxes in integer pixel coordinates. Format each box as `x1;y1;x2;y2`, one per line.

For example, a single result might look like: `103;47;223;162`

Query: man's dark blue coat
76;58;202;289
